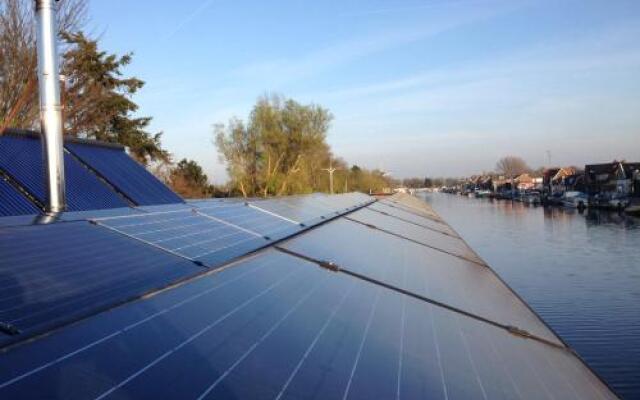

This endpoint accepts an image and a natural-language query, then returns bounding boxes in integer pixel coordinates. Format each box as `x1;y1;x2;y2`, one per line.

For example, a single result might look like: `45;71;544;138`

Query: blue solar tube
0;177;40;216
65;142;183;206
0;135;128;211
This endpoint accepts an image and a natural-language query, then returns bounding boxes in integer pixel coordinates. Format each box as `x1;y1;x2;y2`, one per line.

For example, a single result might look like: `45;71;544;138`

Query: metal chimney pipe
35;0;66;212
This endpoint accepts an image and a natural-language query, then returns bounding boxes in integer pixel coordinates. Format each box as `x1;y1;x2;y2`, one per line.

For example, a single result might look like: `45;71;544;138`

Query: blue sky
88;0;640;182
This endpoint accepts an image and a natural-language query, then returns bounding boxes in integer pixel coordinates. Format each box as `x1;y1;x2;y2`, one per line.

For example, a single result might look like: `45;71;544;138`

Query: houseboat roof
0;132;618;399
585;161;640;176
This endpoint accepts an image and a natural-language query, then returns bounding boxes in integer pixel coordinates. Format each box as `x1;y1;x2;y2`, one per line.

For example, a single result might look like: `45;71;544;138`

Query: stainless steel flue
35;0;66;212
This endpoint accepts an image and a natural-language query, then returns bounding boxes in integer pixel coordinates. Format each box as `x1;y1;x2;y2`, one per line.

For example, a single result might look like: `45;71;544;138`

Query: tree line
401;156;550;189
214;95;392;197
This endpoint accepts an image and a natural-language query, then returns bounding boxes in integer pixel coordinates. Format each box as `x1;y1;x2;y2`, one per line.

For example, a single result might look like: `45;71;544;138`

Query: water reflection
584;209;639;229
421;193;640;399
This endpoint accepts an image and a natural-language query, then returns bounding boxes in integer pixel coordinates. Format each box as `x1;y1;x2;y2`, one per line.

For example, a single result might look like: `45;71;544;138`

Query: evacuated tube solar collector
35;0;66;212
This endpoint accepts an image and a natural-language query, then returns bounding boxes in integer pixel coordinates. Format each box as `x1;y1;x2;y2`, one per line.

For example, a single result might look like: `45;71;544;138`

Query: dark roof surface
0;192;617;399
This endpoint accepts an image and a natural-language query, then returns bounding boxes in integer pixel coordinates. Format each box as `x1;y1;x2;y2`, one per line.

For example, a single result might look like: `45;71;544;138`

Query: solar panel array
0;251;615;399
281;217;561;345
0;192;374;347
0;135;129;211
0;192;617;399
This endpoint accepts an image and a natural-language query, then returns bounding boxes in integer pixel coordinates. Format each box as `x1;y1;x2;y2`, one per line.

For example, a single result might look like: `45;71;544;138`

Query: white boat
523;191;541;205
561;191;588;209
608;193;629;210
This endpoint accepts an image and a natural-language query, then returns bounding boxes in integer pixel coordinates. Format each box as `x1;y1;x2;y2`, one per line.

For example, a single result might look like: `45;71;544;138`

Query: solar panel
248;193;373;225
95;209;269;266
0;249;615;399
380;197;443;220
0;221;202;346
315;192;373;210
0;135;129;211
368;201;453;233
280;218;562;346
65;142;183;206
248;196;333;224
0;214;42;228
196;202;301;239
0;177;39;217
347;207;484;264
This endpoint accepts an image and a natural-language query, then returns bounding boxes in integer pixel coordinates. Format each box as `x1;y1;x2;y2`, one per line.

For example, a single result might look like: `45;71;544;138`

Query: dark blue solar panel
0;177;40;216
246;193;374;225
196;202;300;239
0;221;202;345
248;196;340;224
65;142;183;206
0;135;128;211
95;209;268;266
0;250;615;399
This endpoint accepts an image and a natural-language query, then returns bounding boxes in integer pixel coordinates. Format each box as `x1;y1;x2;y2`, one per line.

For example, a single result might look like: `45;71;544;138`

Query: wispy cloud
163;0;217;40
232;1;520;86
337;0;487;18
305;20;640;106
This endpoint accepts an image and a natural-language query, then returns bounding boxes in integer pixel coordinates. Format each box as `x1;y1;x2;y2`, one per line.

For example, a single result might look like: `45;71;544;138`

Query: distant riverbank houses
451;160;640;211
585;161;640;198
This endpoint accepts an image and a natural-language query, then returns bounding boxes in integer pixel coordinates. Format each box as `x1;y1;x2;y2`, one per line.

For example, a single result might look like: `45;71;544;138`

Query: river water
421;193;640;399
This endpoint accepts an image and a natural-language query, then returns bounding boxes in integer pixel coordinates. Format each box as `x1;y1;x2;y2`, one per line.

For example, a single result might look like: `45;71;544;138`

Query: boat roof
0;191;617;399
0;131;617;398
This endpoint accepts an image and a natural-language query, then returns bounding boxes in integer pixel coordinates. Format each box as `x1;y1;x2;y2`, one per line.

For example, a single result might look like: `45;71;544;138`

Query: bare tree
496;156;531;178
0;0;86;132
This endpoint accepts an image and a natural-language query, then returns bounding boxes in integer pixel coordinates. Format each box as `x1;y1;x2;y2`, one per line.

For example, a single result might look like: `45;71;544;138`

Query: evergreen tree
170;158;211;198
61;32;168;164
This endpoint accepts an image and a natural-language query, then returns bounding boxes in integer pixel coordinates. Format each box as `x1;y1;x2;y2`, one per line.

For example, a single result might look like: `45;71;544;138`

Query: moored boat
562;191;588;209
523;191;542;205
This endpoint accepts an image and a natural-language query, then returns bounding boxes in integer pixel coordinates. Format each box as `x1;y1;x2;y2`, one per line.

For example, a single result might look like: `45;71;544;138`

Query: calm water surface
421;193;640;399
